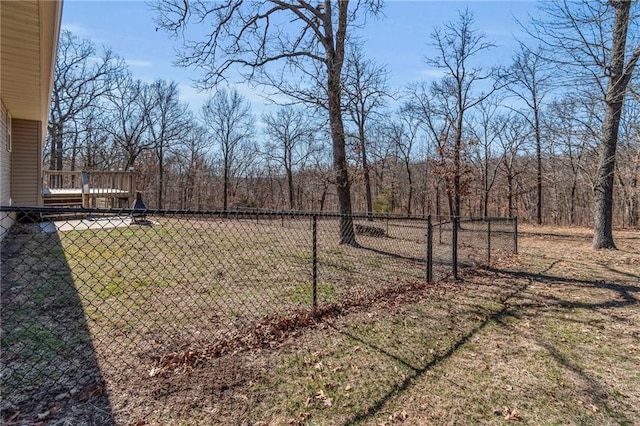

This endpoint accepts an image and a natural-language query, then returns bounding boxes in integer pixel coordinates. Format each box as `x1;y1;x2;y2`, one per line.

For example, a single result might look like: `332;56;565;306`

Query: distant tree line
46;1;639;248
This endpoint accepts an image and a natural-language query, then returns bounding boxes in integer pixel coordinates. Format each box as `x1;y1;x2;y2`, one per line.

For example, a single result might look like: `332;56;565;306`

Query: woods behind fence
1;208;516;408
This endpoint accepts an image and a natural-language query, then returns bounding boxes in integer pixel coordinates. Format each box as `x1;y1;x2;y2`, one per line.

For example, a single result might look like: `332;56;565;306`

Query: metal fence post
312;214;318;311
513;216;518;254
426;215;433;283
487;218;491;265
452;216;459;280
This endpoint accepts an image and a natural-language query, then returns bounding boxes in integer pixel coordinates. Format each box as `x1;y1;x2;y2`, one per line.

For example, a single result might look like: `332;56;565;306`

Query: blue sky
61;1;541;115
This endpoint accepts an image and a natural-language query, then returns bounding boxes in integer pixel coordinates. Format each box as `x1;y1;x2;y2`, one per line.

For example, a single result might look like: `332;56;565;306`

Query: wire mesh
456;217;518;268
0;207;516;417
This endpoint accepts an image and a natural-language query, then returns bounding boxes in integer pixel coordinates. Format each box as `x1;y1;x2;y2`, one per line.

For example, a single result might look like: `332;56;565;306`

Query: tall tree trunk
358;121;373;220
287;165;294;210
327;0;356;245
223;153;229;211
158;143;164;209
405;159;413;216
48;123;64;187
570;177;577;225
483;143;489;218
435;183;441;218
593;1;638;249
319;181;328;212
507;174;514;217
535;106;542;225
70;133;79;188
453;133;462;219
55;135;63;171
593;102;622;248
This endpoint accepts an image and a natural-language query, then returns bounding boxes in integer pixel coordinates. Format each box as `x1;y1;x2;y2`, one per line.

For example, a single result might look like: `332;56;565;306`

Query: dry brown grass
105;224;638;425
2;222;638;425
350;225;640;426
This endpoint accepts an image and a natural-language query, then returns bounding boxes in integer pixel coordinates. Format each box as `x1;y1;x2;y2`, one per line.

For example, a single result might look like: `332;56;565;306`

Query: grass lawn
1;220;638;425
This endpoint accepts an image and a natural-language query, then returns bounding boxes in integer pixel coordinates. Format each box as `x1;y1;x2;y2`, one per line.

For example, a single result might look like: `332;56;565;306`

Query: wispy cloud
177;81;285;117
61;22;89;36
125;59;153;68
177;83;209;111
419;68;447;79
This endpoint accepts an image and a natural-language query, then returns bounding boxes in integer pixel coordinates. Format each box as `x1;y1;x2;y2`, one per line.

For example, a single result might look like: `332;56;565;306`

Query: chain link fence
1;206;516;419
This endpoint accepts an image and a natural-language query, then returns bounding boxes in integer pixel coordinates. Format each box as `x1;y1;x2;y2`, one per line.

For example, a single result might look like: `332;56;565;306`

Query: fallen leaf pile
493;406;522;422
149;279;453;376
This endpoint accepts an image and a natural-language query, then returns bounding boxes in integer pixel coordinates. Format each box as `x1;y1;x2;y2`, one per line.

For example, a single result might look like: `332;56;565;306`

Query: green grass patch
282;281;336;305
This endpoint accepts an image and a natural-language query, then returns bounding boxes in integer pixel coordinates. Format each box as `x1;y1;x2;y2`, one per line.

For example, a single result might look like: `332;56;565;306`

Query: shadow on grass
601;264;640;281
340;259;638;424
539;341;632;422
0;223;115;424
355;243;471;281
356;244;426;264
483;267;639;310
340;280;530;425
482;264;639;424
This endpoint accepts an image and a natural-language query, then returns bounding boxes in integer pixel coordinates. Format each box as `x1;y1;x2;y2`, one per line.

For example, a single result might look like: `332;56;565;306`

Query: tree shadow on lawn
0;224;115;425
338;278;531;425
337;258;639;425
484;266;640;423
484;267;639;310
356;244;426;264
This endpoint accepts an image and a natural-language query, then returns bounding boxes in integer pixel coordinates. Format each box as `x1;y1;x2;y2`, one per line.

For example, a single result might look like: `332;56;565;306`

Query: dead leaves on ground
494;406;522;421
79;382;105;400
148;279;451;376
577;399;600;413
307;389;333;407
1;381;104;425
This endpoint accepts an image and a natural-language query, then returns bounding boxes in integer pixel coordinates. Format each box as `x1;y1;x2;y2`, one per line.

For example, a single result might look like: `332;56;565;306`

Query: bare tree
343;48;392;219
145;80;193;208
507;45;553;224
545;96;594;225
385;107;420;216
201;88;254;212
262;106;321;210
469;98;505;218
104;76;155;170
529;0;640;248
154;0;382;244
408;81;459;217
175;124;210;209
47;30;119;174
362;122;396;213
495;114;532;217
79;111;113;170
417;8;501;218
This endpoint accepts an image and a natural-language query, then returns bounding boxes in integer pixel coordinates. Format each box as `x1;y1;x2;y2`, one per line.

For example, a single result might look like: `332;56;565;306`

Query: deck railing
43;170;136;207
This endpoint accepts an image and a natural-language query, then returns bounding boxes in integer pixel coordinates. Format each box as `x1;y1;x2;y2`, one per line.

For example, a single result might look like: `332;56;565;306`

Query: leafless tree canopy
154;1;381;87
43;3;639;243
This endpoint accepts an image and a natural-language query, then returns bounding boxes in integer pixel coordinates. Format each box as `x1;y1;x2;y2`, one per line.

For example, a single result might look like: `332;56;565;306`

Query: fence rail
0;206;517;417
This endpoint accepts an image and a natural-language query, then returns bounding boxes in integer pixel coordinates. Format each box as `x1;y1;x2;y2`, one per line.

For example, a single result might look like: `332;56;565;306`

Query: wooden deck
43;170;136;208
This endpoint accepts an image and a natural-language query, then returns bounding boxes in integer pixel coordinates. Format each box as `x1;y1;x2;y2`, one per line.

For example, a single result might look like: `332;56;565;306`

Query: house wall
1;101;9;205
10;118;41;206
1;100;15;240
